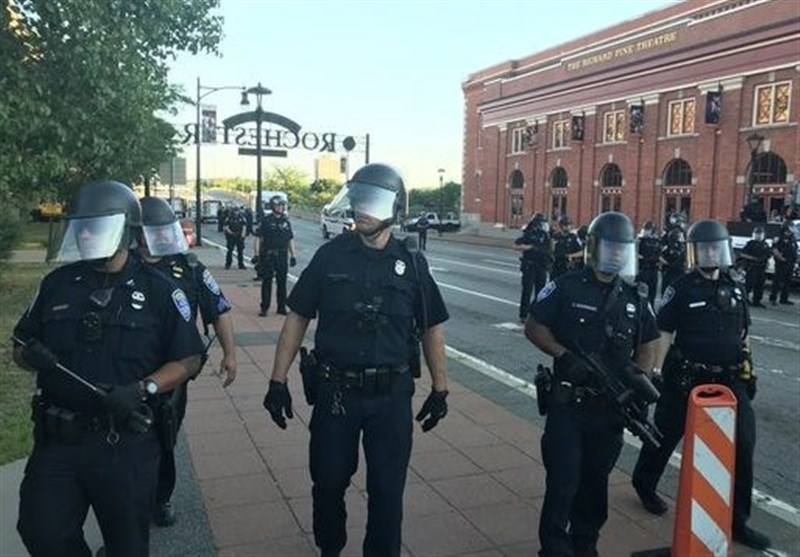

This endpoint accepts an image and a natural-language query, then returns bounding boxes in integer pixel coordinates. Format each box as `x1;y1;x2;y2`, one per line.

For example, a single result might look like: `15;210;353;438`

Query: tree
408;181;461;215
0;0;223;209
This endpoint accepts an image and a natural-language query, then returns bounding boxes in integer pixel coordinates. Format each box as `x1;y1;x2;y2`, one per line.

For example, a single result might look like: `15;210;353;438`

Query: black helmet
527;212;549;232
668;212;687;230
57;180;141;262
335;163;406;228
585;212;637;278
558;215;572;228
686;219;732;270
139;197;187;256
269;195;286;211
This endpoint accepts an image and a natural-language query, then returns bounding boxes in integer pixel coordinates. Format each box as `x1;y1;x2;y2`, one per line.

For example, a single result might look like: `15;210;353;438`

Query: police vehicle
320;206;355;239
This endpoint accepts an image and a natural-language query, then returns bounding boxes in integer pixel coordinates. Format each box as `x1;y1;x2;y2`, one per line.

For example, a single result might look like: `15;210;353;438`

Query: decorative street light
437;167;445;216
240;83;272;223
195;77;247;246
746;131;765;202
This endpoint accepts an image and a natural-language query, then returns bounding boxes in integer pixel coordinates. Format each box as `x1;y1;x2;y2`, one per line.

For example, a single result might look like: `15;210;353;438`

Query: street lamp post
437;168;445;216
241;83;272;223
195;77;247;247
746;132;765;202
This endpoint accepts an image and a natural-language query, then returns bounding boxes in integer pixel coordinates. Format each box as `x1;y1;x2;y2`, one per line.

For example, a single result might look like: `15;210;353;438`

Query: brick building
461;0;799;231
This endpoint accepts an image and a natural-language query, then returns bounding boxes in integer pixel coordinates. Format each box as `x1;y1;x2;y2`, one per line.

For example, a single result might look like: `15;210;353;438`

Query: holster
155;385;183;451
534;365;552;416
299;346;320;405
409;339;422;378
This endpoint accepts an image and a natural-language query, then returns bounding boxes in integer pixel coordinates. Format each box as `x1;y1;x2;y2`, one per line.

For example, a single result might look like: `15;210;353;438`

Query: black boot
633;484;668;515
153;501;177;527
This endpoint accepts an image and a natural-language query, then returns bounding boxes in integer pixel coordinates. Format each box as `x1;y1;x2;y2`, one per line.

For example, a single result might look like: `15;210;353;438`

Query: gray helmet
269;195;286;212
686;219;732;270
58;180;142;262
345;163;406;224
141;196;177;226
585;212;637;278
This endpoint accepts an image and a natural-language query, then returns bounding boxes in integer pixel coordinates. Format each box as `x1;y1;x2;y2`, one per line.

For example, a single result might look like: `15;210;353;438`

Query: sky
168;0;675;190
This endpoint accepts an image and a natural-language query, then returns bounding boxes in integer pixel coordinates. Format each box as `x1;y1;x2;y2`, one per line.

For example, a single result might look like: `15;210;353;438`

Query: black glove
104;382;144;423
250;255;260;265
555;351;588;383
744;376;757;401
415;389;449;432
21;339;58;372
263;380;293;429
289;257;297;267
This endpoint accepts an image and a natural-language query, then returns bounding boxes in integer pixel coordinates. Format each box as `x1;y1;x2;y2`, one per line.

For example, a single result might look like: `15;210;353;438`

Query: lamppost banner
201;106;217;144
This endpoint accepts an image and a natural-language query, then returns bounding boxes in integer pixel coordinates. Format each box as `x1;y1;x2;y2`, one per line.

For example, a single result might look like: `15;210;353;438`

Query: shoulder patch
536;280;557;302
171;289;192;322
202;269;221;295
657;286;675;312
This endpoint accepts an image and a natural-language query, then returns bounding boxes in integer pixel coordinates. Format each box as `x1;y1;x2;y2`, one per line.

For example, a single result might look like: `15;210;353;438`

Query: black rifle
574;348;664;449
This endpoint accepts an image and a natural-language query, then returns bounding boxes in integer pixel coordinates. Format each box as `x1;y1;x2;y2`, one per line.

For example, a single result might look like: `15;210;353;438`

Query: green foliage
206;166;343;209
408;181;462;215
0;0;223;210
0;206;23;260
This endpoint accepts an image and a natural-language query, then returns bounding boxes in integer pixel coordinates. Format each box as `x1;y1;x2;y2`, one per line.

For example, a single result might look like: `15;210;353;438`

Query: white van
321;206;355;239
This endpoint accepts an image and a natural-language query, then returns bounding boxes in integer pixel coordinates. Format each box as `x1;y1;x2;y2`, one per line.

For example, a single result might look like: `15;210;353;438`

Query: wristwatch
141;378;159;398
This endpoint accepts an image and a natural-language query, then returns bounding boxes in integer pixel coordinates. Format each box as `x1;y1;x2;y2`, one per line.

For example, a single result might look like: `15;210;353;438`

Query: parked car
402;211;461;233
201;199;222;223
321;207;355;239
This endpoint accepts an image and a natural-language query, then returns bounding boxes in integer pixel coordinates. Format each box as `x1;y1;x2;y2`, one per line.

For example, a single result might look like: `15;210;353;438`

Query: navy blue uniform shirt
14;256;205;413
144;252;232;326
657;269;749;366
638;237;662;271
530;268;659;363
258;213;294;251
289;233;448;368
516;228;552;264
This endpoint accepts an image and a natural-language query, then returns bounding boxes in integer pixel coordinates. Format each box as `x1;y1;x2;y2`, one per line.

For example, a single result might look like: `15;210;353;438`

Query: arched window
751;152;787;184
550;167;568;188
509;169;524;189
599;163;623;188
663;158;693;186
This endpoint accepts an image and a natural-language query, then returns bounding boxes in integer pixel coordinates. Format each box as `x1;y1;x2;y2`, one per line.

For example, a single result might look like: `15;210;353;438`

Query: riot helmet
640;221;656;238
269;195;286;214
527;212;549;233
139;197;188;257
58;180;141;262
585;212;637;279
558;215;572;230
329;163;405;234
686;219;733;271
752;226;765;242
668;211;687;230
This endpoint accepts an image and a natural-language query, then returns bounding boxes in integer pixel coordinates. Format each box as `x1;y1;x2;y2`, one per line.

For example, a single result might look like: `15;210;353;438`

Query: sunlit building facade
461;0;799;230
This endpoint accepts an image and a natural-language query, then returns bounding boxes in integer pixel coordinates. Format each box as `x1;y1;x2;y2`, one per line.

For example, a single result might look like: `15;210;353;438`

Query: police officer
262;163;450;557
740;226;771;308
631;219;770;550
660;225;686;293
12;180;204;557
416;212;429;250
136;196;238;527
223;206;246;269
551;215;583;279
637;221;661;306
254;195;297;316
769;220;797;305
514;213;552;322
525;212;659;557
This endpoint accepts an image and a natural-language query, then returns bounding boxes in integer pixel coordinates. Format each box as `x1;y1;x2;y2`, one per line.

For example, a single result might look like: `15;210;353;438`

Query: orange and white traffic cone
671;384;737;557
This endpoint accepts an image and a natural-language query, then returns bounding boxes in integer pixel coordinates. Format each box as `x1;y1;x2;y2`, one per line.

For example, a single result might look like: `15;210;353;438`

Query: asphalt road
205;218;800;513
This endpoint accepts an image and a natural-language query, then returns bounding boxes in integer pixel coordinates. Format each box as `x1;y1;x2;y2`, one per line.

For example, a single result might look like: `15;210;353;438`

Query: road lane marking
428;256;518;276
751;316;800;329
436;282;517;306
445;344;800;528
750;335;800;352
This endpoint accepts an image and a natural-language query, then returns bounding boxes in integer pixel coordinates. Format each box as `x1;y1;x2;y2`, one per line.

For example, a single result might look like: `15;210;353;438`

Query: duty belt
322;364;409;392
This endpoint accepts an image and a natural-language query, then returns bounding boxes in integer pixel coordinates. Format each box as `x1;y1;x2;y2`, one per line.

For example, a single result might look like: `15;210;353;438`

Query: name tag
689;301;707;308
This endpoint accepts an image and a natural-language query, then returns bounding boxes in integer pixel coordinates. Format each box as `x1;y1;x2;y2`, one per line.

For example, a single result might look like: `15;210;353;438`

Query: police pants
18;431;160;557
520;263;548;319
156;383;189;505
225;235;245;268
309;373;414;557
260;251;289;311
538;399;624;557
637;268;658;306
631;380;756;530
745;265;767;303
418;229;427;250
770;262;793;303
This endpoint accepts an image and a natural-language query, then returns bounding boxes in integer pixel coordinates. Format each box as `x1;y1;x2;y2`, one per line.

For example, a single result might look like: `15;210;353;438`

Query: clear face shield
142;221;188;257
595;238;637;278
329;182;397;222
57;214;127;262
688;239;733;269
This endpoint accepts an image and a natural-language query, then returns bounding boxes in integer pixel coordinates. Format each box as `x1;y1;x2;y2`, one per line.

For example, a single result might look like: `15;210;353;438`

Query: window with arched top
751;152;787;184
509;169;524;189
663;158;693;186
549;167;568;188
599;163;623;188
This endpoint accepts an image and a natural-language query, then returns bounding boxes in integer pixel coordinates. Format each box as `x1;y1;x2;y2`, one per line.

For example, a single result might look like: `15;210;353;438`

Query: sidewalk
2;238;796;556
